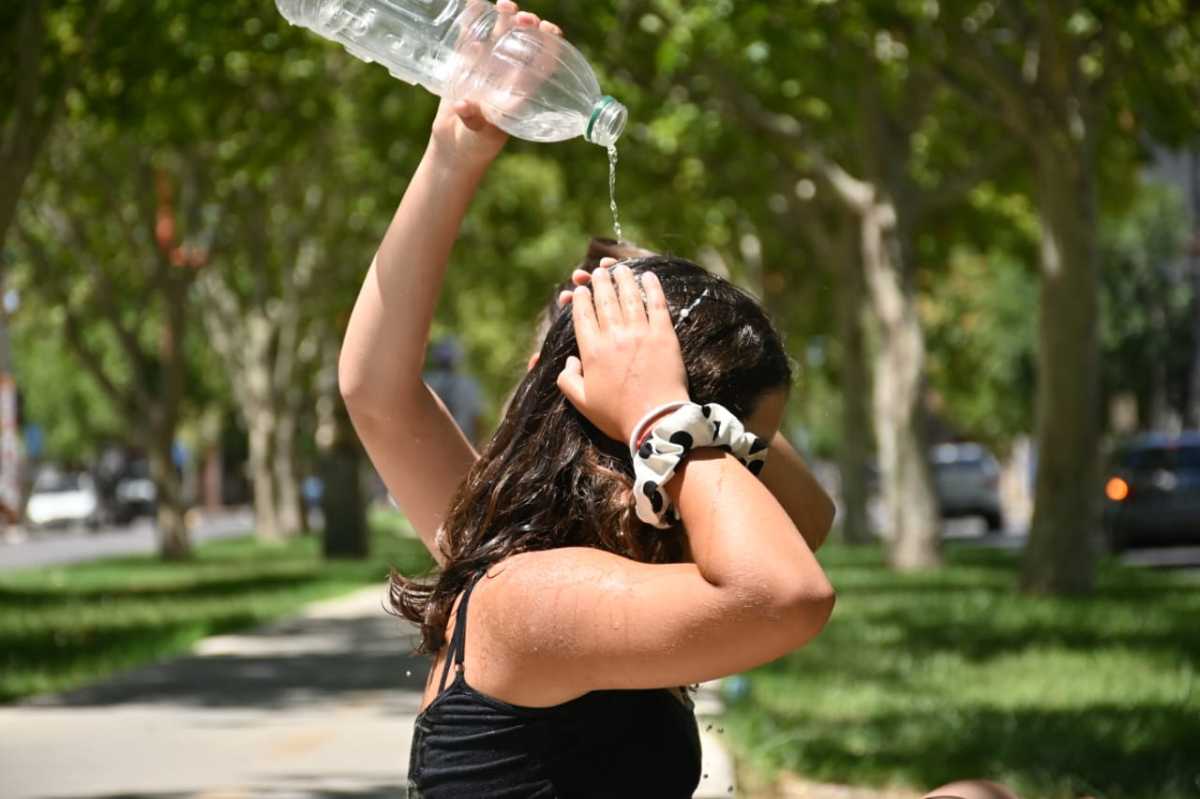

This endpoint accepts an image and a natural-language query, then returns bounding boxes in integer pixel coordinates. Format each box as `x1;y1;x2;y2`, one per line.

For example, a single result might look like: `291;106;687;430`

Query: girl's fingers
613;263;646;325
570;285;599;350
558;271;594;307
454;100;487;131
556;355;585;408
539;19;562;36
641;270;672;329
495;1;516;39
598;257;618;269
514;11;539;27
589;265;621;329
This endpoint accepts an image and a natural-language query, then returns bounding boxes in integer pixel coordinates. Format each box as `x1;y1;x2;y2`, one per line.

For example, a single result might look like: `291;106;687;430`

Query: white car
26;470;102;529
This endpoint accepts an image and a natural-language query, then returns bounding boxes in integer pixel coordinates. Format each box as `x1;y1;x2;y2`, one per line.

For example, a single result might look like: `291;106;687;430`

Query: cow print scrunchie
632;402;768;529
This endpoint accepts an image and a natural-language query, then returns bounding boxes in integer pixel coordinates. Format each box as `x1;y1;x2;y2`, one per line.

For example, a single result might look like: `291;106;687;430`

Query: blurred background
0;2;1197;799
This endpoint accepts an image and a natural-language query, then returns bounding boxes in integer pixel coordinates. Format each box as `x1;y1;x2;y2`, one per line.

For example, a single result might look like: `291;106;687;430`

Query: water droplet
405;670;412;677
717;726;724;734
705;723;713;731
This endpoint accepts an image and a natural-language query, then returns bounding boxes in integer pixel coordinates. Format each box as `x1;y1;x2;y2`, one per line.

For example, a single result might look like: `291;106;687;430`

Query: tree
917;1;1200;592
15;134;214;559
660;2;1015;568
766;175;875;544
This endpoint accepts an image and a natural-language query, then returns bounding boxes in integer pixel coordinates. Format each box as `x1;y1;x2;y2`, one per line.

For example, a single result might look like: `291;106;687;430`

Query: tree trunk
148;424;190;560
860;202;942;569
1186;150;1200;428
1022;140;1101;594
272;406;303;536
202;443;222;511
835;229;873;545
248;408;280;540
317;347;368;560
148;276;193;560
199;247;320;543
320;397;369;560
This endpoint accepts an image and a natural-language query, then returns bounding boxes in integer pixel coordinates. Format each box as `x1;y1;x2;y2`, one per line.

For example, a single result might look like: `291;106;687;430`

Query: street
4;507;1199;574
0;507;255;572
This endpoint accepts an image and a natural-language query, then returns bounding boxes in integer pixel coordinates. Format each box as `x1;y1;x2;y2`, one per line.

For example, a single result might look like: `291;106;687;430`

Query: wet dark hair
390;243;794;656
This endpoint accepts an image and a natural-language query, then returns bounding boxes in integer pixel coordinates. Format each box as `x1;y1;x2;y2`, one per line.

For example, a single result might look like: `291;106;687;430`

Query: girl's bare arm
338;3;559;562
483;266;834;697
759;432;835;551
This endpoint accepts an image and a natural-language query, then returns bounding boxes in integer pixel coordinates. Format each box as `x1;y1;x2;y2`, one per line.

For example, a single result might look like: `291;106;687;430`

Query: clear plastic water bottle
275;0;627;147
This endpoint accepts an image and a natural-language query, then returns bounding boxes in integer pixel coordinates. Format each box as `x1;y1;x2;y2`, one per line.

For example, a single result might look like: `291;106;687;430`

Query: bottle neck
585;96;628;148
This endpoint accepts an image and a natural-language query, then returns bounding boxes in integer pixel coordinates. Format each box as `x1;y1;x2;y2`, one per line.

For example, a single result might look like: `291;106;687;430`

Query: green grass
723;544;1200;799
0;513;434;703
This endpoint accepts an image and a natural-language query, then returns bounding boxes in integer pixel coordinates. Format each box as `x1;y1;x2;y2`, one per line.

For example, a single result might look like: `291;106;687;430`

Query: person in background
423;335;484;448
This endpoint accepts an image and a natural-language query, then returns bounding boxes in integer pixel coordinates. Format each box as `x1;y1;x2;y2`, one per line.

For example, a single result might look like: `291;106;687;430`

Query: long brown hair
390;246;794;655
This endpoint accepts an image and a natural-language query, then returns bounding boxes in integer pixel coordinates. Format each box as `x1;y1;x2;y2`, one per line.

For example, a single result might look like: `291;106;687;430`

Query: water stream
606;143;622;242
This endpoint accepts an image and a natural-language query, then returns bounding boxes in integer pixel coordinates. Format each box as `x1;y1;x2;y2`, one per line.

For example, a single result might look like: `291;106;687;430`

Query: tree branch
18;230;144;420
45;208;159;394
912;141;1024;223
707;70;876;214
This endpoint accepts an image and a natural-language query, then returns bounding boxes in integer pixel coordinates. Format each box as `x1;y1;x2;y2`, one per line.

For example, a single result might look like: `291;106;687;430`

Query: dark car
111;459;157;525
1103;433;1200;551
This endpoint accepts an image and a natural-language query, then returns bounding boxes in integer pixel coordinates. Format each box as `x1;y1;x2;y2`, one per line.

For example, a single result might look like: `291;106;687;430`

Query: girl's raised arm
338;2;563;563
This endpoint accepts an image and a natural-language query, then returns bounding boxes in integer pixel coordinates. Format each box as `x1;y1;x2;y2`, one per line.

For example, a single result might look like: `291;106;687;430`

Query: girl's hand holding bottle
556;261;691;444
428;0;564;171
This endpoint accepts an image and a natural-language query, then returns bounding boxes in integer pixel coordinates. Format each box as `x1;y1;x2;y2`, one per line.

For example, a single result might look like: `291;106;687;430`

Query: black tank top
407;571;703;798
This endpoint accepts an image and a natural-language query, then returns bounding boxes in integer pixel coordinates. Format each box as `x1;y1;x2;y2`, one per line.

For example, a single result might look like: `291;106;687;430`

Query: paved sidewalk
0;584;739;798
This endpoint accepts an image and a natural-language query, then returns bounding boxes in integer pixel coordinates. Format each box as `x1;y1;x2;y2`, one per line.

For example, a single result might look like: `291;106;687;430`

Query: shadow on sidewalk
27;610;433;711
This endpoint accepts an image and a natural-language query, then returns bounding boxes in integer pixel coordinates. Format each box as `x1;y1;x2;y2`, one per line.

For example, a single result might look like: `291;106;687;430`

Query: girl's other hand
557;262;598;308
428;1;563;171
556;262;690;444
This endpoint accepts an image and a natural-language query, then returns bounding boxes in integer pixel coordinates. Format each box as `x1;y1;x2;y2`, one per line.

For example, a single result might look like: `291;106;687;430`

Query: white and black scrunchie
631;402;769;529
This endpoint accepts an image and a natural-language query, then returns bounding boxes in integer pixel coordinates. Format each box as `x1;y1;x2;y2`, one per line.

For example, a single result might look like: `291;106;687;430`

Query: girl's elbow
337;342;369;407
797;488;836;552
786;583;836;645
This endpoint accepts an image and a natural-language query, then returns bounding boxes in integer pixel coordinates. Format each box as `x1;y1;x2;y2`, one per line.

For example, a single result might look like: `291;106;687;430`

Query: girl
340;4;835;795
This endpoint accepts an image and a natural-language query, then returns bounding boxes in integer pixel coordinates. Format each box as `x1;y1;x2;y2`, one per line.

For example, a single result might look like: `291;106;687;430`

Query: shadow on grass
0;571;326;606
820;546;1200;663
0;535;435;704
856;603;1200;666
742;702;1200;799
733;543;1200;799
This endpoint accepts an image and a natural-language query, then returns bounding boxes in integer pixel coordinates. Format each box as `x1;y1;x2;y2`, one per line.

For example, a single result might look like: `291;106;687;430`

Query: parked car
930;442;1005;531
111;459;156;525
26;468;103;529
1103;432;1200;551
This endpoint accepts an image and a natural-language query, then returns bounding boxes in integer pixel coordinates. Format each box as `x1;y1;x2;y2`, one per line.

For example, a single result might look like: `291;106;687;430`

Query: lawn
723;543;1200;799
0;509;434;703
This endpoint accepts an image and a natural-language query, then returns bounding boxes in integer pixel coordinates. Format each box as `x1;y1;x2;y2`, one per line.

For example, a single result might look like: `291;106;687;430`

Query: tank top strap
437;571;484;693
